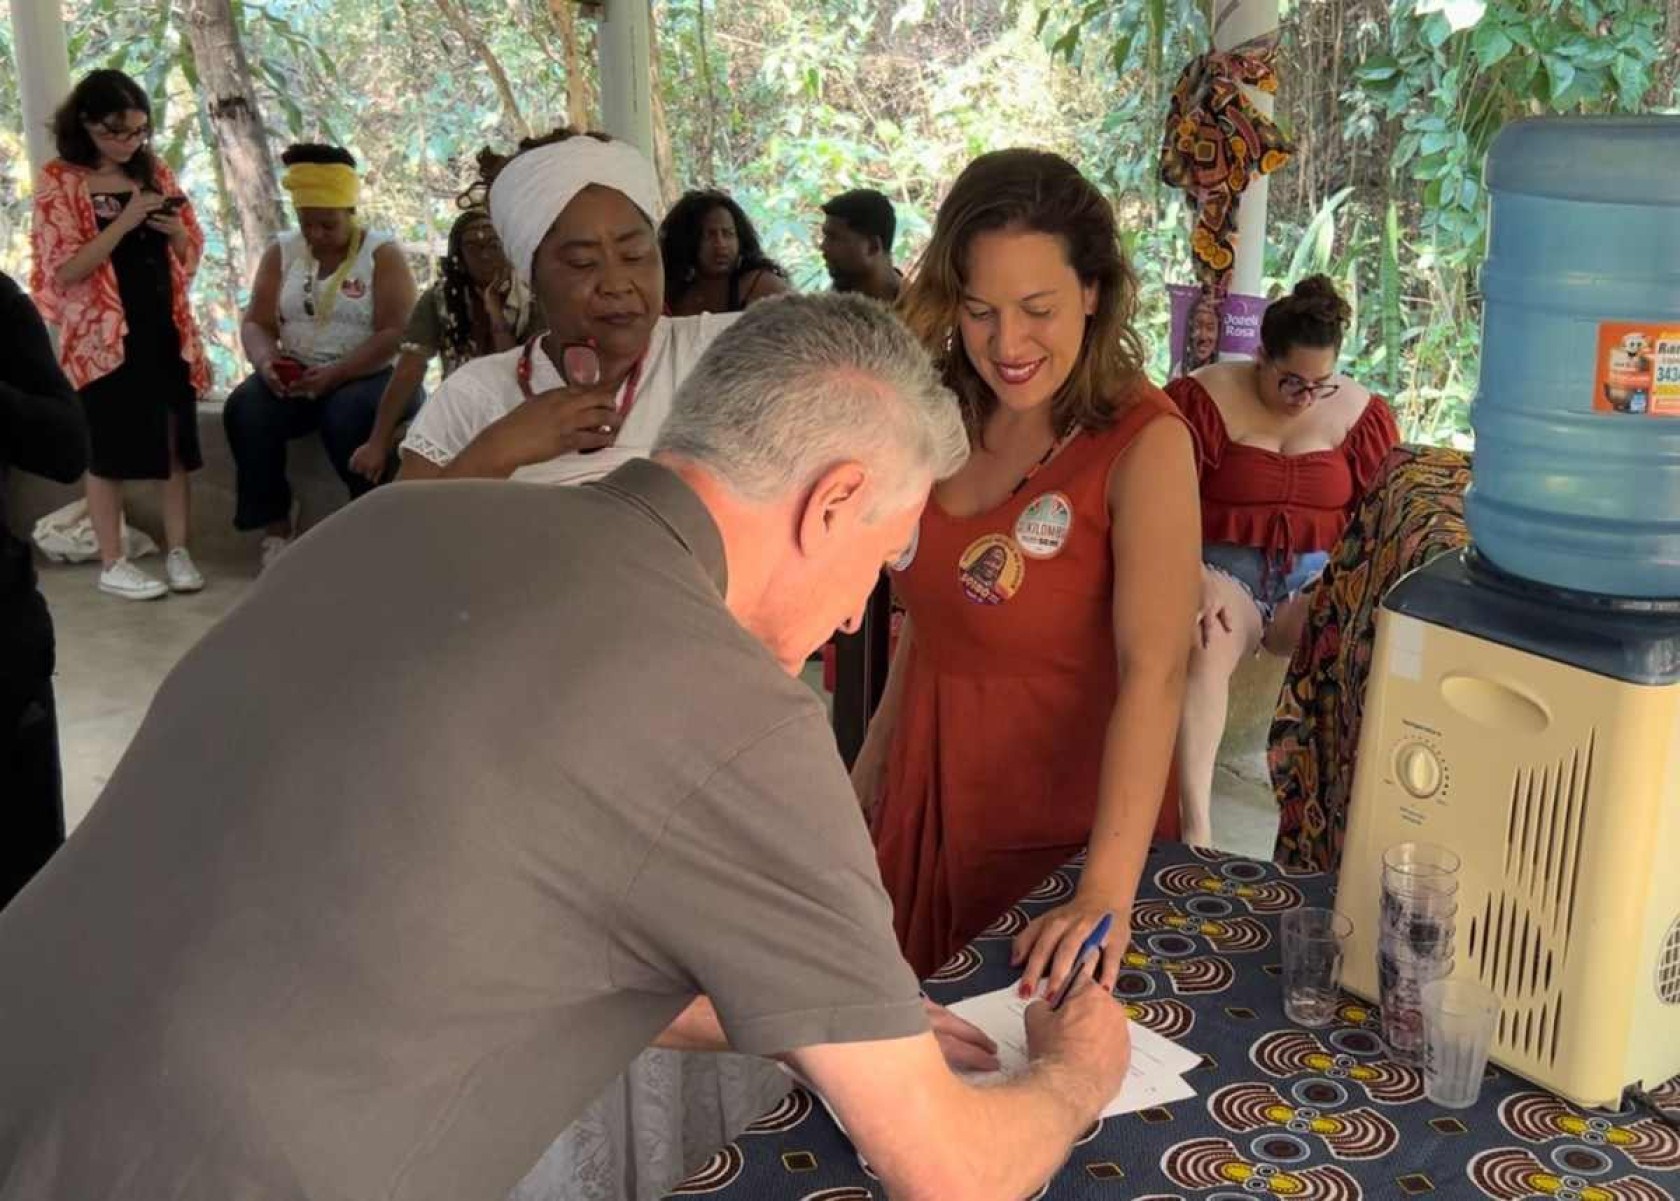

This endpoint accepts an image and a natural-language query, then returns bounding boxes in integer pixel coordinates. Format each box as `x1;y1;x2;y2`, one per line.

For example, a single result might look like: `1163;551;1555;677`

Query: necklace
516;334;646;420
1008;426;1081;498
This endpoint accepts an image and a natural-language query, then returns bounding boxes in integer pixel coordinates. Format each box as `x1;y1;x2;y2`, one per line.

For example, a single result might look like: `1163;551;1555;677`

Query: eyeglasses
91;121;152;144
1273;368;1340;401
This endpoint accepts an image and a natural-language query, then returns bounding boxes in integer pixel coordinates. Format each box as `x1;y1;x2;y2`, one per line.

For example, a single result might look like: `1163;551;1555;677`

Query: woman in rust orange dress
854;149;1201;994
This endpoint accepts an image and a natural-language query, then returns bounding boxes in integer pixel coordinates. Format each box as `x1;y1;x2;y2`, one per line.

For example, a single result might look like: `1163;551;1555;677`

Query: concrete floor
41;548;261;832
41;548;1279;861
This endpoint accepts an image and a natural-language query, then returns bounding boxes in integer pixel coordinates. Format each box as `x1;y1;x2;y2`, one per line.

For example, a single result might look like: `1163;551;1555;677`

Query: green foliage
2;0;1673;436
1047;0;1671;445
1352;0;1663;271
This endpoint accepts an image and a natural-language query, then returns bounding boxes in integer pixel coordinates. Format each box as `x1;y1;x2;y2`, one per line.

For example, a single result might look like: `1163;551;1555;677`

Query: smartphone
559;342;601;387
270;357;306;389
558;343;608;454
158;195;187;214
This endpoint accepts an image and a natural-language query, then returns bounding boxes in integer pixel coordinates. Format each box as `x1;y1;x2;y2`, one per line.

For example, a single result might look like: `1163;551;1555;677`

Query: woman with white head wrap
395;132;786;1201
399;130;739;487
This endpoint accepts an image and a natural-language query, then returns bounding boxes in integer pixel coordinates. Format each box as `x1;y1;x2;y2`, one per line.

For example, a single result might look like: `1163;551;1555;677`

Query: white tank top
276;229;394;365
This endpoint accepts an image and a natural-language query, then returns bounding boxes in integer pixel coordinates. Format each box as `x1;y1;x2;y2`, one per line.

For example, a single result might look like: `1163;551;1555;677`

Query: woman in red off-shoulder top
1164;276;1398;847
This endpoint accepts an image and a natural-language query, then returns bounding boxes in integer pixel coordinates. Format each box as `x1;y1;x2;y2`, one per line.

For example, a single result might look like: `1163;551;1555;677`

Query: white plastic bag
31;498;158;563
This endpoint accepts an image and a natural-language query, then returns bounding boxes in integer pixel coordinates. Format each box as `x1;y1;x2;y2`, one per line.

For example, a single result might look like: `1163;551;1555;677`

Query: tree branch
431;0;532;139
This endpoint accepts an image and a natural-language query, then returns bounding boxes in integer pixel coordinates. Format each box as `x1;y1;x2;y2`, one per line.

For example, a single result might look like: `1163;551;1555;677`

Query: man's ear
796;461;870;556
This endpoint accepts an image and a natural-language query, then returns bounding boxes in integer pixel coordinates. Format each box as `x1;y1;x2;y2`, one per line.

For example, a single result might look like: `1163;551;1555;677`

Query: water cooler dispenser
1335;116;1680;1108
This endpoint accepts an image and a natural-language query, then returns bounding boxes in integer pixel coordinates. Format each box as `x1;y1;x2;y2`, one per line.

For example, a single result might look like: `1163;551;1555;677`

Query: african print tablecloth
664;843;1680;1200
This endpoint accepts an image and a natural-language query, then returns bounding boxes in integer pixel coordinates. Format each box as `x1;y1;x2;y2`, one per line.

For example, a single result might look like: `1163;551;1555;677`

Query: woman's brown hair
898;149;1147;441
1260;274;1353;358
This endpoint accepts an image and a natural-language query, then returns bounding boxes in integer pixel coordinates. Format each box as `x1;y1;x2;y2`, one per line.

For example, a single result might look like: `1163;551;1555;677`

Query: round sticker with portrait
1014;491;1074;559
958;533;1025;605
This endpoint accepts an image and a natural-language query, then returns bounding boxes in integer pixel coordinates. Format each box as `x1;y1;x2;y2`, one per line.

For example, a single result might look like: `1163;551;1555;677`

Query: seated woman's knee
223;374;285;432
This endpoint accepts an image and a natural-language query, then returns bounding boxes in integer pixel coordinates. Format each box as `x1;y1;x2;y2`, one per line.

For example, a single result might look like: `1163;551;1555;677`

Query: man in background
821;188;902;303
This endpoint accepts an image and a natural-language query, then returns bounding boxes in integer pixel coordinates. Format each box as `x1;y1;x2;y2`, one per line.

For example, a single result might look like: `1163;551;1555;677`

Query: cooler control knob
1396;743;1443;799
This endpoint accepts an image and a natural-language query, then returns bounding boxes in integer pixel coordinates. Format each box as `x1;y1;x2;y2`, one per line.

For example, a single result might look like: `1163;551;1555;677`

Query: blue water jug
1465;115;1680;599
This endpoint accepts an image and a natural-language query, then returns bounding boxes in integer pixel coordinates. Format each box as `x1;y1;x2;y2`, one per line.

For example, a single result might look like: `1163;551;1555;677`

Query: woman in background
398;131;736;488
1166;275;1399;847
658;189;790;315
30;69;210;601
224;142;419;568
348;208;540;484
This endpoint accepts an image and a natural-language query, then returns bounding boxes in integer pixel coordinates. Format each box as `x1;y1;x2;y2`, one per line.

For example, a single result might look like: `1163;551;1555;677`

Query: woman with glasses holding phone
1165;274;1398;847
30;69;211;600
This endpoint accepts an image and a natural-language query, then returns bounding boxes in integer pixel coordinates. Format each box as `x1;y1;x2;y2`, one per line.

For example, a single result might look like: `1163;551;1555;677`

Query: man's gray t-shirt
0;461;926;1200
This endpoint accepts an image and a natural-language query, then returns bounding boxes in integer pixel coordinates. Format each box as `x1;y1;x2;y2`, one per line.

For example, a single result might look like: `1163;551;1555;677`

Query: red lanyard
516;335;645;419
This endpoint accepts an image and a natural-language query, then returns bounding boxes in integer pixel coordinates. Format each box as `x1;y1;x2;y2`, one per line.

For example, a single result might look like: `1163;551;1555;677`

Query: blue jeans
1203;542;1329;625
223;367;422;531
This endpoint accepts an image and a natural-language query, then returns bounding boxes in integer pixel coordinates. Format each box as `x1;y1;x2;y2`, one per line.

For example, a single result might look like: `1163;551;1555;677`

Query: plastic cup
1383;842;1461;887
1379;927;1455;1065
1281;908;1352;1028
1422;977;1500;1108
1381;892;1459;953
1381;842;1461;962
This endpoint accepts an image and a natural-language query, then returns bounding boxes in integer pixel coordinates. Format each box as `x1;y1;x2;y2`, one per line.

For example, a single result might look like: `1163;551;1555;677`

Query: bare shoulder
1107;409;1196;503
745;269;791;301
1324;377;1375;435
372;240;412;272
1189;361;1250;404
1332;375;1373;410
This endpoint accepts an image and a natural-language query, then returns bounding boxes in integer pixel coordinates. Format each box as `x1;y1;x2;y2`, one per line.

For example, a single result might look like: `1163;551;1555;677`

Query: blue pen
1049;912;1114;1011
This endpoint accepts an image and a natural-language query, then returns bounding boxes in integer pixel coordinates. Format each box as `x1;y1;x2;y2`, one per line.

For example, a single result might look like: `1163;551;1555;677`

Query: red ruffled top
1167;376;1399;566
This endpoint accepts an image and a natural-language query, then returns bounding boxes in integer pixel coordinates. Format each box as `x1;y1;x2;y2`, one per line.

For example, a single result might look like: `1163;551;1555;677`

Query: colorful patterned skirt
1269;445;1473;873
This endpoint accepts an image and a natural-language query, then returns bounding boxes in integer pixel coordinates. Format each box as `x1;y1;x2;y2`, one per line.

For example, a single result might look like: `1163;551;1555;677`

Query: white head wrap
488;137;663;284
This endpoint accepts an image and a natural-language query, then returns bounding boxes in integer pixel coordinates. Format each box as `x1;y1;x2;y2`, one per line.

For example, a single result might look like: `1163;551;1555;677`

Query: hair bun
1291;274;1350;327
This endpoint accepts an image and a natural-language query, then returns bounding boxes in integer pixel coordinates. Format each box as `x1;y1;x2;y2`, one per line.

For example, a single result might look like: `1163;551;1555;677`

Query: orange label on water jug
1593;322;1680;417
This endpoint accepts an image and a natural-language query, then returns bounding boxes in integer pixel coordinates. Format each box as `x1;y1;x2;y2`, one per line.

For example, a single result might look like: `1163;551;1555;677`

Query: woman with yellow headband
224;142;420;570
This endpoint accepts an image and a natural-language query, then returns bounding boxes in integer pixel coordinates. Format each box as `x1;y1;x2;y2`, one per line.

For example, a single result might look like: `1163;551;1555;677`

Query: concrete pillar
598;0;655;162
1211;0;1280;344
10;0;73;177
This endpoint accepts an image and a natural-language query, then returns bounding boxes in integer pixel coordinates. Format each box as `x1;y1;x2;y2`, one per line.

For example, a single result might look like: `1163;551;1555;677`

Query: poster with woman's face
1167;286;1269;377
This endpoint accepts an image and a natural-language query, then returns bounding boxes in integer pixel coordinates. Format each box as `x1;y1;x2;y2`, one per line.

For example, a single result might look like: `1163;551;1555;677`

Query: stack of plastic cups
1378;843;1461;1065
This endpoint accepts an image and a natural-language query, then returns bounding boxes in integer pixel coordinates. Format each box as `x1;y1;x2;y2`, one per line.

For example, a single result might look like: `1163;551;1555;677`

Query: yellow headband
282;162;360;210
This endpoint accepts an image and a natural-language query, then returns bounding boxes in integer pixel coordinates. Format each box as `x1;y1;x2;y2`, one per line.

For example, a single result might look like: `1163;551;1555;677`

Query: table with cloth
663;843;1680;1200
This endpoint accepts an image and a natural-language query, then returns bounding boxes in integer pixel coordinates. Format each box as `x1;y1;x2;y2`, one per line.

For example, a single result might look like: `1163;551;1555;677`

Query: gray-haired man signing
0;294;1131;1201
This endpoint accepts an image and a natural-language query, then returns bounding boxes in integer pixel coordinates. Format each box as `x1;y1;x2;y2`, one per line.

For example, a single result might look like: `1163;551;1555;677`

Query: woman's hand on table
1011;896;1132;999
923;998;999;1073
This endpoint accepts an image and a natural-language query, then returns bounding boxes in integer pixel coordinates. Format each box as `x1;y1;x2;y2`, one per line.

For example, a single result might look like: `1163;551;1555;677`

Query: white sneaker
98;558;168;601
165;547;205;593
260;499;301;573
259;535;290;572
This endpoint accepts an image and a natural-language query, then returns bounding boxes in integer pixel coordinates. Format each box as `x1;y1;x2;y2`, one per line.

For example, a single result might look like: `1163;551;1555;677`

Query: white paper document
945;984;1199;1116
